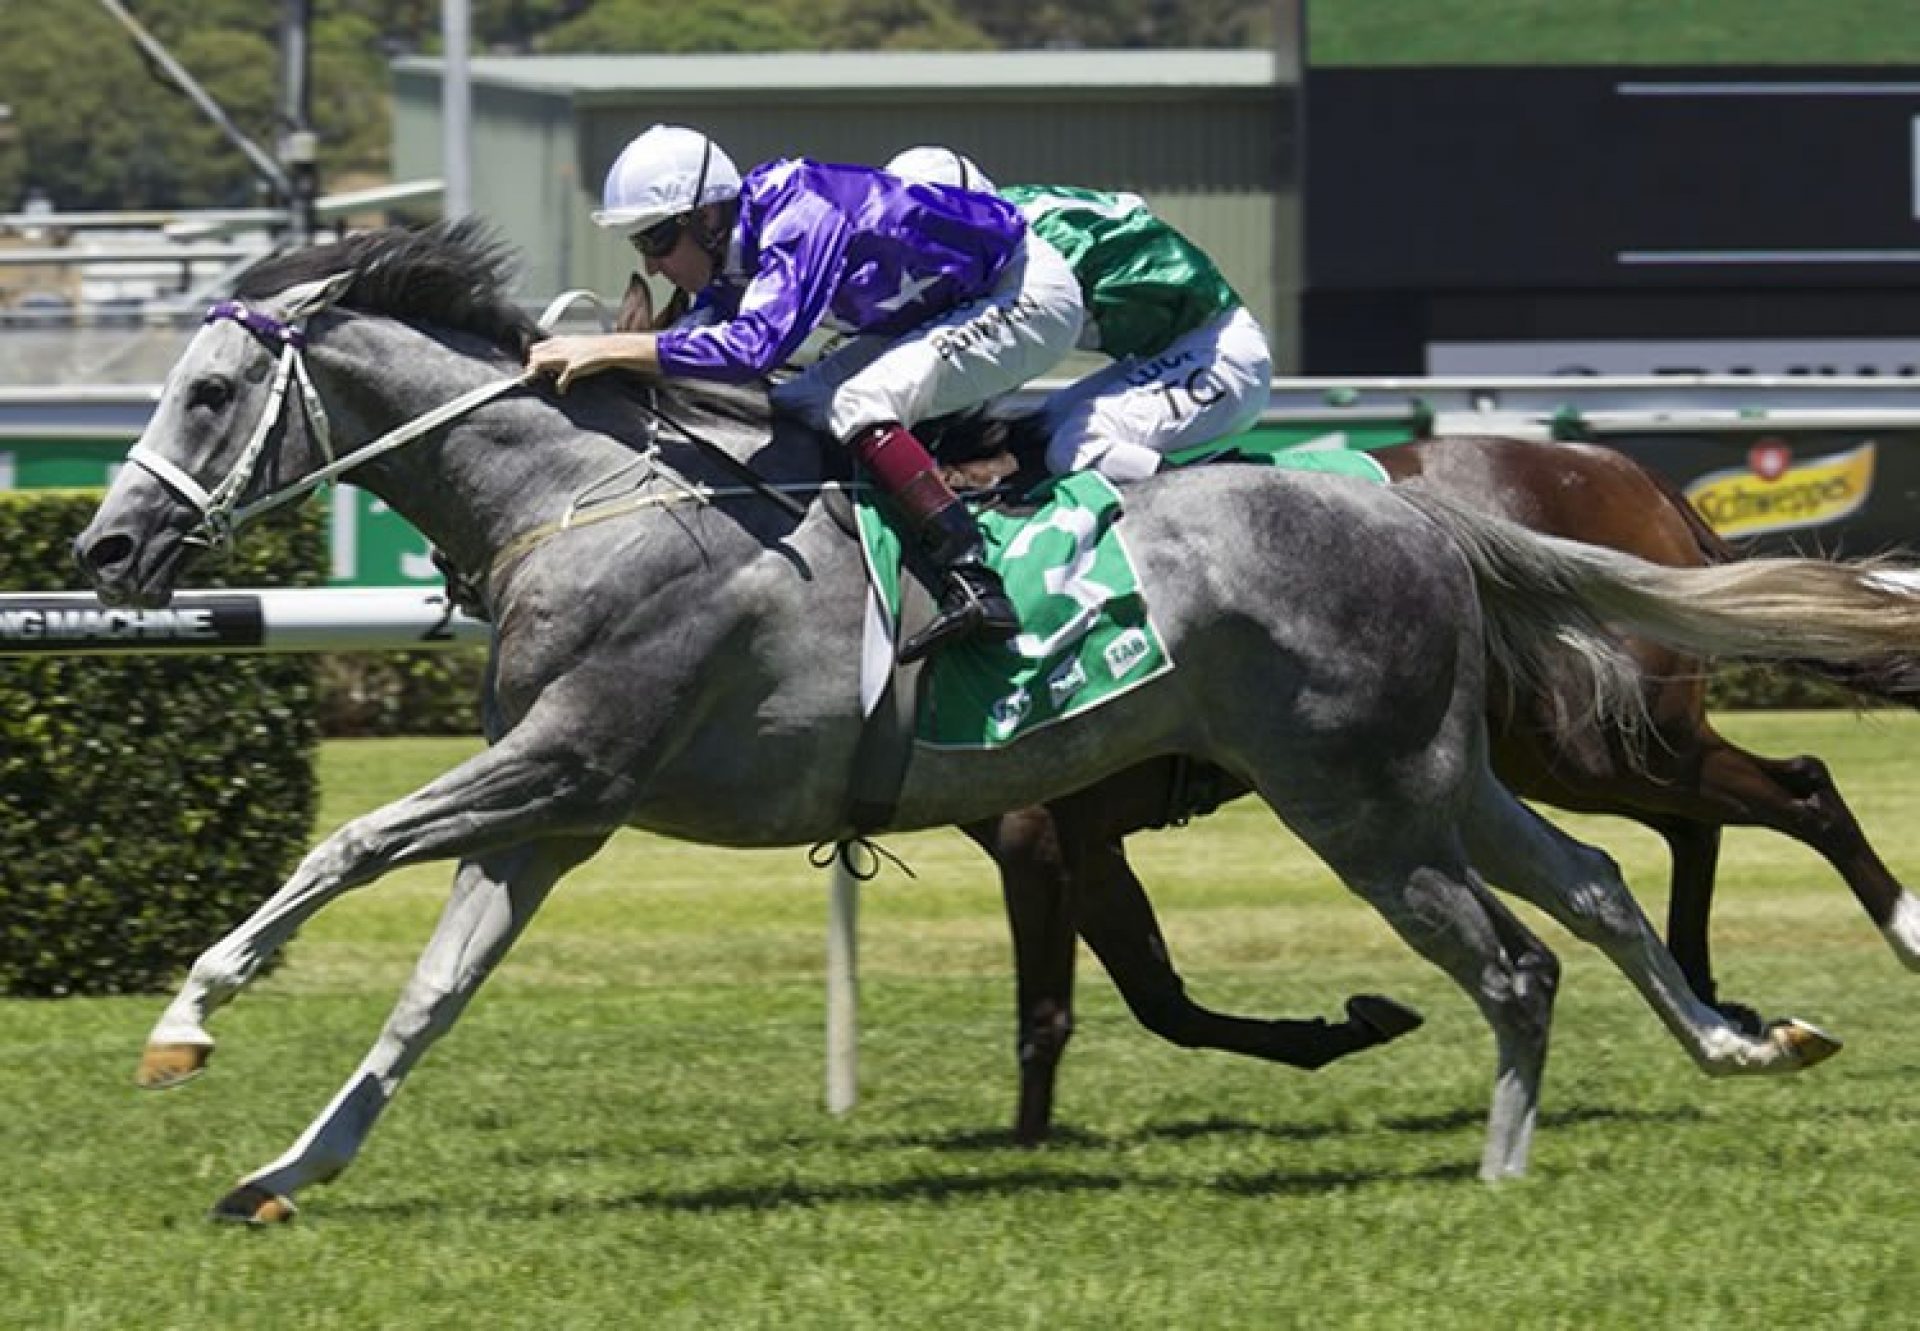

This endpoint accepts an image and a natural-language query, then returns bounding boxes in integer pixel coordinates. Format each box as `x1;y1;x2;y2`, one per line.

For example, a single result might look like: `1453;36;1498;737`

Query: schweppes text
1685;442;1875;539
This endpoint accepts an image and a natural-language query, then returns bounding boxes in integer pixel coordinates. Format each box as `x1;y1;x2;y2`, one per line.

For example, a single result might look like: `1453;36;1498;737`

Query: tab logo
1103;628;1152;680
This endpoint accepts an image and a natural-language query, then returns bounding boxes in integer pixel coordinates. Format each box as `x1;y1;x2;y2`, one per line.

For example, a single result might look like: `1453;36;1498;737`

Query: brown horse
963;433;1920;1143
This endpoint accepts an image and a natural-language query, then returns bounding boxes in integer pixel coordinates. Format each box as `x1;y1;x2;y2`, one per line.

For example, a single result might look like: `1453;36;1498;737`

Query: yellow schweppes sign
1685;441;1876;539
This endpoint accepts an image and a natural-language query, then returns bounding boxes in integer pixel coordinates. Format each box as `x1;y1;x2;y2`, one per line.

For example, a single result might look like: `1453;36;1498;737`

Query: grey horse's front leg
209;835;603;1223
137;723;626;1087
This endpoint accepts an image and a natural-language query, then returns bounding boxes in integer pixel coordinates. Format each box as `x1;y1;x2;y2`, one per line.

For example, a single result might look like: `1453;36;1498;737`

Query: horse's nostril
78;532;134;579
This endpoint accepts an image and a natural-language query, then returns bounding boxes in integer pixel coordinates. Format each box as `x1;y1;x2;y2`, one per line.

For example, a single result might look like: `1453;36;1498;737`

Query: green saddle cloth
1165;432;1393;482
855;439;1389;750
858;470;1170;749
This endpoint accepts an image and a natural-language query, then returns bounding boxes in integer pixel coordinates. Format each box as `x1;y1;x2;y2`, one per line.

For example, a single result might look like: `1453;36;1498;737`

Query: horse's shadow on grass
331;1101;1697;1222
906;1100;1702;1152
333;1157;1480;1223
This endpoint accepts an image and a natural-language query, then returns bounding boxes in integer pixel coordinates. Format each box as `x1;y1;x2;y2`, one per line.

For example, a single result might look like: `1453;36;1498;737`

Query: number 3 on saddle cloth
853;441;1391;751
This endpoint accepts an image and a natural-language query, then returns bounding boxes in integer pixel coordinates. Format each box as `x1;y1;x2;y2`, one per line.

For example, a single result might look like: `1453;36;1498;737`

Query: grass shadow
328;1149;1497;1222
1381;1102;1704;1135
328;1167;1137;1221
328;1119;1562;1224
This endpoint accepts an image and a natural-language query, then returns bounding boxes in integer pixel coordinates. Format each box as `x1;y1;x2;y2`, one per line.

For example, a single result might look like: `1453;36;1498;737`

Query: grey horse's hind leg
210;835;603;1223
137;718;627;1086
1460;768;1842;1075
1268;802;1559;1181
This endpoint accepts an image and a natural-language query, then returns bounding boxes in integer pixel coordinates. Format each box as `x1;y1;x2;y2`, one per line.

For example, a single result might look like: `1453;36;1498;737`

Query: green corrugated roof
393;50;1278;99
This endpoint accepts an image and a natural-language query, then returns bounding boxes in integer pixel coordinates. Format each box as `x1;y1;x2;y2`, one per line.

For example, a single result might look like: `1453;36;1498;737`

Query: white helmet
593;125;743;232
885;145;998;195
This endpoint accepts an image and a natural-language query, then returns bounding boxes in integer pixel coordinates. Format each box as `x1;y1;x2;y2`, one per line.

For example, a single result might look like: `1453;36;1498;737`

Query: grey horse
75;222;1920;1221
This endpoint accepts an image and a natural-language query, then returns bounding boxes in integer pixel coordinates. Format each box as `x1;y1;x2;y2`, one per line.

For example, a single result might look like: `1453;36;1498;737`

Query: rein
127;284;830;585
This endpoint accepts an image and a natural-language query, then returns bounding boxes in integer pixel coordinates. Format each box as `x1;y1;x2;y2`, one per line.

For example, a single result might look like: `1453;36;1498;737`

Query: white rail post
825;856;859;1115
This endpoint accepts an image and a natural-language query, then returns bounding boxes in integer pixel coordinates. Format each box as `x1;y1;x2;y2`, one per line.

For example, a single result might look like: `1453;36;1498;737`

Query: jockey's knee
1044;404;1142;478
1090;441;1163;482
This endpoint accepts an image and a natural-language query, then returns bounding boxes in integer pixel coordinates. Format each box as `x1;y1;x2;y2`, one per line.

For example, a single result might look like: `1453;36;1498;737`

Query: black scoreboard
1302;66;1920;376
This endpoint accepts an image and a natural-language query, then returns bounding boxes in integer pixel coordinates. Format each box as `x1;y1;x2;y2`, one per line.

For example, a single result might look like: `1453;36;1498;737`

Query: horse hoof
135;1042;211;1090
1347;994;1424;1043
1770;1018;1843;1069
209;1183;297;1226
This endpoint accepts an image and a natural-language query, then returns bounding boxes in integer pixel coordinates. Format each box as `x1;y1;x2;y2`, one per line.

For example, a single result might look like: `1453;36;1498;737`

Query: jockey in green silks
886;146;1272;484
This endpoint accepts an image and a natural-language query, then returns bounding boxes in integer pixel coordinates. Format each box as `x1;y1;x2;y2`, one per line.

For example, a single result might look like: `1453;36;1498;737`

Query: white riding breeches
770;235;1084;442
1041;305;1272;481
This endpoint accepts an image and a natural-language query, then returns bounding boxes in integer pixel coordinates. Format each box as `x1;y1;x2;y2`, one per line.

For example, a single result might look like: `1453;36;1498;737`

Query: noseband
126;299;339;552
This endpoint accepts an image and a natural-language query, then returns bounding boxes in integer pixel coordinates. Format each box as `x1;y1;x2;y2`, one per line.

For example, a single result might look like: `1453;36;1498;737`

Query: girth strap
845;573;938;834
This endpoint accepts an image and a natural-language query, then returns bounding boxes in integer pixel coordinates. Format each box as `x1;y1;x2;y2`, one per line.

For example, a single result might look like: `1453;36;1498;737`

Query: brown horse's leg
1654;814;1722;1000
1686;742;1917;960
965;810;1075;1146
1062;833;1423;1068
1520;714;1916;1021
1648;816;1766;1034
972;764;1426;1142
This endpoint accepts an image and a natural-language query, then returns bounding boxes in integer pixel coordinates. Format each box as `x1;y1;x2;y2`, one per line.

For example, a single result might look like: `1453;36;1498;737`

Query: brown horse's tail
1637;458;1920;708
1398;486;1920;746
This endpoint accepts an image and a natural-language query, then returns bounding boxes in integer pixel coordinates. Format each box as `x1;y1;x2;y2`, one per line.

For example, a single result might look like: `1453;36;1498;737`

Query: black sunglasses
631;215;688;260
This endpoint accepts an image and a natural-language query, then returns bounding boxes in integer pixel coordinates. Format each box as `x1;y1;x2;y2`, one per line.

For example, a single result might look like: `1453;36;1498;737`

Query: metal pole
0;588;489;656
1277;0;1305;376
280;0;318;246
825;858;859;1114
442;0;473;218
95;0;293;201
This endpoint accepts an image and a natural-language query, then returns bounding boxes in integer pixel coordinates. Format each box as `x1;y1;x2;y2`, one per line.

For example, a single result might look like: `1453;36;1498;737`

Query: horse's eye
189;377;234;414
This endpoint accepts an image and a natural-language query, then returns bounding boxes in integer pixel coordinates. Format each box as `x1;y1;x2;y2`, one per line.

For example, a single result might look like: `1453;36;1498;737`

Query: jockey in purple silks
527;124;1085;662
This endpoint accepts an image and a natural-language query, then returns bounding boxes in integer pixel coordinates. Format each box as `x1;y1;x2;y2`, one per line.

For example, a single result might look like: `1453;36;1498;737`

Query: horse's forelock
234;218;540;352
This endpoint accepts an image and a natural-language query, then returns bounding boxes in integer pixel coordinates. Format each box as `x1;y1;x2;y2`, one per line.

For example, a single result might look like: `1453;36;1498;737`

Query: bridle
124;283;814;574
126;290;531;554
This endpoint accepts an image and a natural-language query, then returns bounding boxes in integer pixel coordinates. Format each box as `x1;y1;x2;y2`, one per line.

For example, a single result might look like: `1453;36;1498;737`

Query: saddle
920;411;1053;504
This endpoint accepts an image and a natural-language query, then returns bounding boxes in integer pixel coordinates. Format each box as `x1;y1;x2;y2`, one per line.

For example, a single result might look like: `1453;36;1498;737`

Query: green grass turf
7;712;1920;1328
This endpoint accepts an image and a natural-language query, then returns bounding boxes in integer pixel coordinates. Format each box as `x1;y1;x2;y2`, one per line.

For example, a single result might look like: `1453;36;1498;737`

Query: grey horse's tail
1396;486;1920;744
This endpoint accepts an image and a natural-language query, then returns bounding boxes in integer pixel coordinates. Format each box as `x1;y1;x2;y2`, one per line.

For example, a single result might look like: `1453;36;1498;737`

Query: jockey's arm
525;331;660;393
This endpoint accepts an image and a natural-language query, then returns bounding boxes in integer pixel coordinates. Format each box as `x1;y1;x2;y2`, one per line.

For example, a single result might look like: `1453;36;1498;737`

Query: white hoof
1881;895;1920;973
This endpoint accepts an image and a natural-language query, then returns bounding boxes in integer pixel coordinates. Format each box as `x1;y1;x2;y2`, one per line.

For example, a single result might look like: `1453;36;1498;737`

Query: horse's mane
236;219;812;464
234;218;543;354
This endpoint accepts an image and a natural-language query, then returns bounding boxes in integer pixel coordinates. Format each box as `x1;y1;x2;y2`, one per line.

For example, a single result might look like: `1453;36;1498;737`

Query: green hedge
0;492;326;997
315;649;486;737
1708;662;1855;711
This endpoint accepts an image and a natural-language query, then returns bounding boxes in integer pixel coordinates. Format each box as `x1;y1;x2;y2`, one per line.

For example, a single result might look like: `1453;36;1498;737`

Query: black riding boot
899;503;1020;663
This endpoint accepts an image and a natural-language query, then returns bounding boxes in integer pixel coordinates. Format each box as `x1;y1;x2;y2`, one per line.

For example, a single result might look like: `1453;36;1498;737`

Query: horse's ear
279;270;356;320
613;273;655;333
